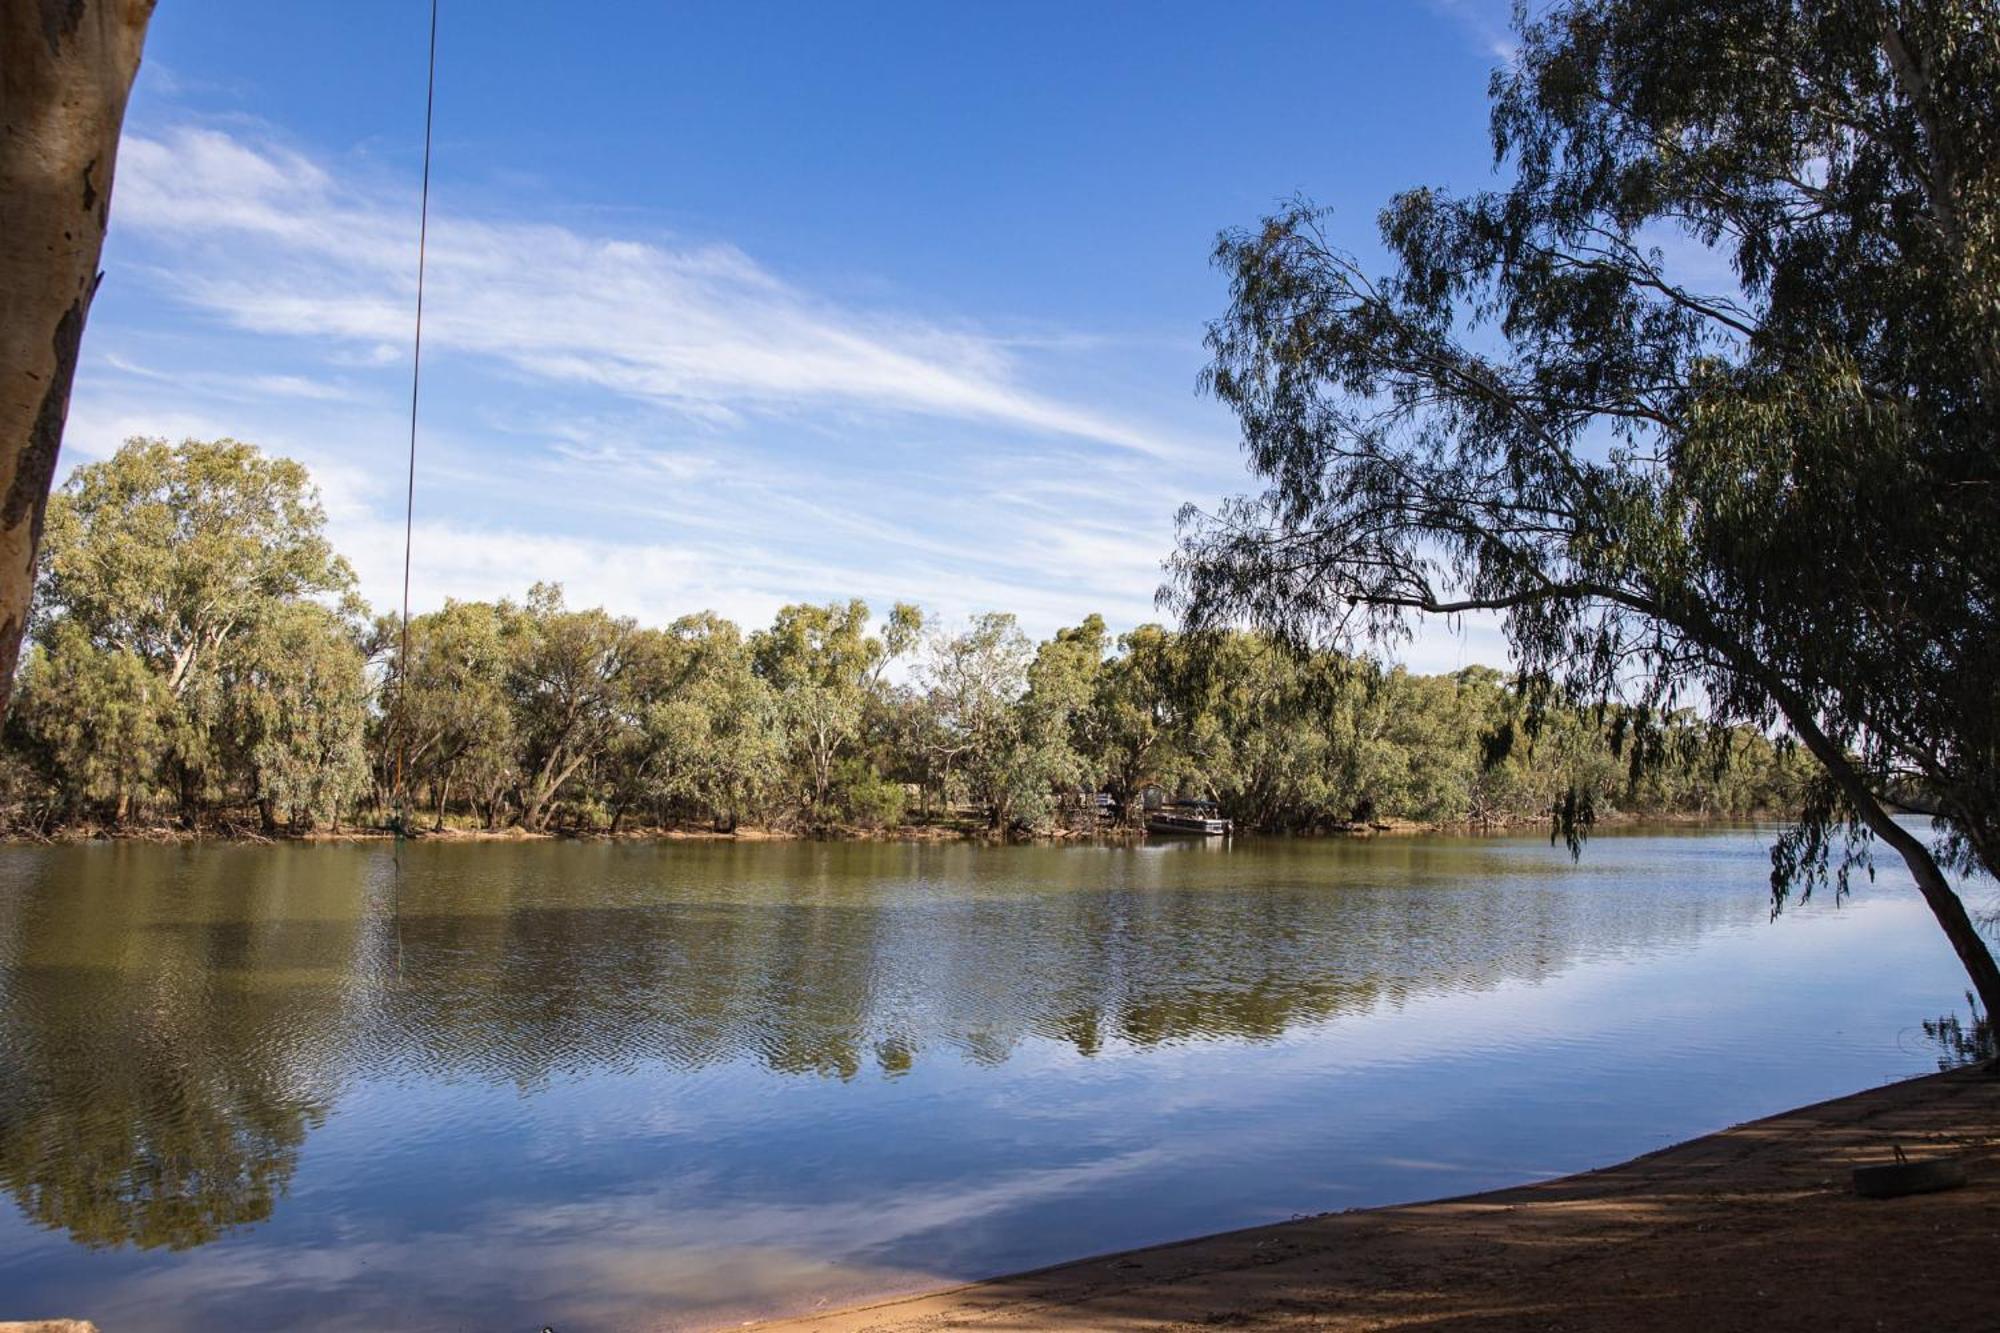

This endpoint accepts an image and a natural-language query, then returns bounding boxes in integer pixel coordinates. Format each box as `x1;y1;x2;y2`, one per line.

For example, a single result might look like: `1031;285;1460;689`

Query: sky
68;0;1519;669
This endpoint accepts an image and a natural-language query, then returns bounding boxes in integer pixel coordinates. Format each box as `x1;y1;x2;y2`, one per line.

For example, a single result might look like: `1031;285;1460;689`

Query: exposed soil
747;1067;2000;1333
0;808;1756;848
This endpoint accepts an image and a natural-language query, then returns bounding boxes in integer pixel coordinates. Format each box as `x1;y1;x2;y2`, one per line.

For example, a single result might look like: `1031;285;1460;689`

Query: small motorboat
1146;805;1233;836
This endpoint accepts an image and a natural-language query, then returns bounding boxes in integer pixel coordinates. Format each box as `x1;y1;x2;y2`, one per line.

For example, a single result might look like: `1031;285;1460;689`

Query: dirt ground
749;1067;2000;1333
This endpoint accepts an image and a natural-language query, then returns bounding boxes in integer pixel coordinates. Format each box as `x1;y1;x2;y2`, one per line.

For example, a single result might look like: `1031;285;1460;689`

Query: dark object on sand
1852;1146;1967;1199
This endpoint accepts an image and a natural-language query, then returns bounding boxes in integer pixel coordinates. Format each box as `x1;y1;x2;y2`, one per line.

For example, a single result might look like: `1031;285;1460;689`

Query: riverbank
0;819;1129;846
0;808;1750;847
748;1066;1999;1332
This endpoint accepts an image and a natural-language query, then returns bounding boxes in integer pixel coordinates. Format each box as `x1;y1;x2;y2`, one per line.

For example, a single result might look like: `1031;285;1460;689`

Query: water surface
0;828;1977;1329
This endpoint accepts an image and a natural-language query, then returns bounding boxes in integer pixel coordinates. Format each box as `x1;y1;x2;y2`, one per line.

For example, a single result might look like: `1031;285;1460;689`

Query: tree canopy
2;437;1811;842
1171;0;2000;1010
17;438;366;831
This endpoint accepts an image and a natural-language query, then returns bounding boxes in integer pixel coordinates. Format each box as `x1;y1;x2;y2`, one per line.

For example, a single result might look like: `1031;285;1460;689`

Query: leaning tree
0;0;157;719
1172;0;2000;1012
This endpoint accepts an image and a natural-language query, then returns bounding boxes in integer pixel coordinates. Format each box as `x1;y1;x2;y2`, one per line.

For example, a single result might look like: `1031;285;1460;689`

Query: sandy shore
748;1066;1999;1332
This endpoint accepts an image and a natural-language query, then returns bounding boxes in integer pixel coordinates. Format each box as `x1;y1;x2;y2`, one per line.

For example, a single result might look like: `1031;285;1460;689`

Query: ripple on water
0;827;1977;1331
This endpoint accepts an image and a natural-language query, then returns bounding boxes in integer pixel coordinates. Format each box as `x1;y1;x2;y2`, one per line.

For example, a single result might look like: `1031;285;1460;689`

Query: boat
1146;805;1233;836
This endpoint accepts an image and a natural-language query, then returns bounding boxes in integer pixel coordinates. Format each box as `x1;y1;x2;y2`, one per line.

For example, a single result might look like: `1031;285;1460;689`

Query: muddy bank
0;809;1766;848
0;819;1121;847
747;1067;2000;1332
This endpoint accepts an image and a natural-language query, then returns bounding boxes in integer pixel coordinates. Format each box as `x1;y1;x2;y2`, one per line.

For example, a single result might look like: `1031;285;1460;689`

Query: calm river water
0;828;1980;1329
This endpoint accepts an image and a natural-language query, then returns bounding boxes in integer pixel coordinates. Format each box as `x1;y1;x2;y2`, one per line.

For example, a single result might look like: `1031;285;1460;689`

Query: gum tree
504;584;633;833
0;1;157;719
920;613;1037;827
33;437;363;826
383;599;516;829
1172;0;2000;1012
223;602;372;833
39;437;357;698
751;599;918;823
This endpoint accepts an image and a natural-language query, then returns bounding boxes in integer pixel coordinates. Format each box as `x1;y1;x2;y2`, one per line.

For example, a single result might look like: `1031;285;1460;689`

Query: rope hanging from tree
394;0;439;836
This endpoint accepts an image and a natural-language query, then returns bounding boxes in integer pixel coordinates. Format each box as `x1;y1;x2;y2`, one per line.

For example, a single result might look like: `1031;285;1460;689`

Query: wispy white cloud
62;356;1190;644
114;127;1185;461
242;372;355;401
70;124;1247;644
1424;0;1521;63
97;351;356;404
78;124;1498;668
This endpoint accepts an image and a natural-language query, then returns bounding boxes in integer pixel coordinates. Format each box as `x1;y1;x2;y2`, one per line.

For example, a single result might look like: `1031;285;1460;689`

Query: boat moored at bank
1146;805;1233;836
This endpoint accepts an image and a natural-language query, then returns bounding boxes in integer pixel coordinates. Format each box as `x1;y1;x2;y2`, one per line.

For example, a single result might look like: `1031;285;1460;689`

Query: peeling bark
0;0;157;720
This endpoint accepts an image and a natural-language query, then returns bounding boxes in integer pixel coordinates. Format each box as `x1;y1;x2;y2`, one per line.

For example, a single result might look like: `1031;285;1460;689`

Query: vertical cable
395;0;439;824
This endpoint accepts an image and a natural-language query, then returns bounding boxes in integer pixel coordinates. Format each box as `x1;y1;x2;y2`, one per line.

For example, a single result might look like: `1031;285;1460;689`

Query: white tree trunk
0;0;156;717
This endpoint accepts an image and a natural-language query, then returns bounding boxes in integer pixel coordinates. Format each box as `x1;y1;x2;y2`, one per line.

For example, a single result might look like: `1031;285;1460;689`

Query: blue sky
70;0;1517;667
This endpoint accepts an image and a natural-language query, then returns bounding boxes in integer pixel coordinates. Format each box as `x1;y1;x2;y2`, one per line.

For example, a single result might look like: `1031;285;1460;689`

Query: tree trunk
518;751;576;832
1855;800;2000;1020
0;1;156;723
1771;683;2000;1019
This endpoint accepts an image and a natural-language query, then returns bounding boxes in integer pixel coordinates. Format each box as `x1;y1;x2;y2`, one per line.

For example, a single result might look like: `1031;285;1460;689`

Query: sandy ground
748;1067;2000;1333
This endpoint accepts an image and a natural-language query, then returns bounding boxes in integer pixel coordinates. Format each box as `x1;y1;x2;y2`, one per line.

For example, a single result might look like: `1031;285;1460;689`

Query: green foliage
1171;0;2000;1006
388;598;517;829
1092;624;1188;805
223;603;371;830
4;439;1804;840
829;756;907;829
751;599;913;824
14;438;368;831
7;620;166;822
600;614;782;830
502;584;635;832
39;437;355;695
919;613;1038;827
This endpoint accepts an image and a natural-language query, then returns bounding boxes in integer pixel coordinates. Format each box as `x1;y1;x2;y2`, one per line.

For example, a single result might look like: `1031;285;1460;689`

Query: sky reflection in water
0;828;1978;1330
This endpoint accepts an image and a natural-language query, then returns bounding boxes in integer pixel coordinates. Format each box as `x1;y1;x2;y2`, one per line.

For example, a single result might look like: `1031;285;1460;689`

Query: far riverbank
0;808;1761;848
746;1066;1999;1333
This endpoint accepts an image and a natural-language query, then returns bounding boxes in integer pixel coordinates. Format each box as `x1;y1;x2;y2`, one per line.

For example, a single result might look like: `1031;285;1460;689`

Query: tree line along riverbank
0;437;1813;842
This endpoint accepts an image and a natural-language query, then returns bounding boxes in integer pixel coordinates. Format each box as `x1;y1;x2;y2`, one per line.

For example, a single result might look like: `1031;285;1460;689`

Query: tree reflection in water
0;834;1758;1250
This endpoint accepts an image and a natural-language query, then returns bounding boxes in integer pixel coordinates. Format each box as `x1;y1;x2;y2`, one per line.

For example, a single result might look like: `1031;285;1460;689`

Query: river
0;827;1978;1329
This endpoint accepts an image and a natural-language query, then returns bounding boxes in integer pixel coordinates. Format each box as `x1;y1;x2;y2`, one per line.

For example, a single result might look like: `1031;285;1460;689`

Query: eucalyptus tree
220;603;371;832
7;620;164;825
389;599;516;829
504;584;635;832
683;618;786;828
39;438;358;696
920;613;1040;827
599;626;692;830
1173;0;2000;1009
753;599;876;821
751;599;917;822
32;437;362;826
0;1;157;721
870;684;947;818
603;613;780;830
1025;614;1111;795
1091;624;1190;809
1188;632;1352;830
